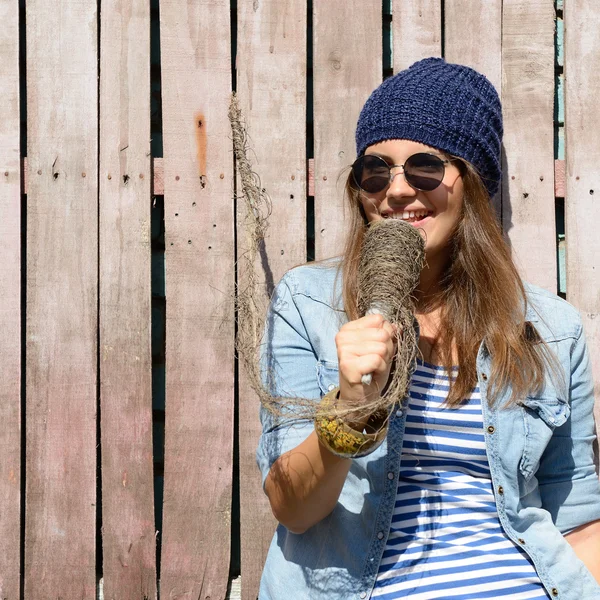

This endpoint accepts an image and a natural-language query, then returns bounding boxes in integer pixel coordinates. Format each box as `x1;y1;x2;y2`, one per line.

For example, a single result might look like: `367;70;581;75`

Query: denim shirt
256;260;600;600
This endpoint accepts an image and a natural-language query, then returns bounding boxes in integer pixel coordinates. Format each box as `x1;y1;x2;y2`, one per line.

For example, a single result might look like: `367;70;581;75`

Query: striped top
371;361;550;600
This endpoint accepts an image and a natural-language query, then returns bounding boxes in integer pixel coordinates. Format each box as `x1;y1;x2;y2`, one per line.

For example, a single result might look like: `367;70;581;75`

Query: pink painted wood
0;1;21;596
236;0;307;596
564;0;600;423
393;0;442;72
501;0;556;292
99;0;157;596
24;0;98;595
313;0;382;260
159;1;234;597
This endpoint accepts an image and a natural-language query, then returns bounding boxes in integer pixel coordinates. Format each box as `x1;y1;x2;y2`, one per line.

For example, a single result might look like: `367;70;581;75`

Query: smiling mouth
384;210;433;223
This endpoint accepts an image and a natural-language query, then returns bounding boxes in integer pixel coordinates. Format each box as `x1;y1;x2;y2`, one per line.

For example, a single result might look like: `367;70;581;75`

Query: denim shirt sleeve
537;319;600;533
256;271;322;488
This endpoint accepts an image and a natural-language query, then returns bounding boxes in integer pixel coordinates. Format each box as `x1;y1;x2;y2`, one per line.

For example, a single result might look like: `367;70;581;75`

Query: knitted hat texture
355;57;503;197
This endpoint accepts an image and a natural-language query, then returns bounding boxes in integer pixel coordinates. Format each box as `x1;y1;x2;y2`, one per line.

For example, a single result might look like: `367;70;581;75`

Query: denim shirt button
328;384;336;392
387;472;395;480
481;372;488;381
551;588;559;597
360;593;367;599
497;485;504;495
487;425;495;434
396;408;403;417
518;538;526;544
377;531;384;540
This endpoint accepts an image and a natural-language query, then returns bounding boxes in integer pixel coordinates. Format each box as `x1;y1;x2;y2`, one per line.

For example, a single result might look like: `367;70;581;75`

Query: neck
414;254;448;312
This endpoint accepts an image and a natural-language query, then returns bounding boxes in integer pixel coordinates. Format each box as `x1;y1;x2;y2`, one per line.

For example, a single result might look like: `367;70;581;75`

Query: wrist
314;387;389;458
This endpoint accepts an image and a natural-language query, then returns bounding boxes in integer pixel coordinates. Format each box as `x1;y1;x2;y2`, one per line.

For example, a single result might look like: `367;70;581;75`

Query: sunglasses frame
351;152;452;194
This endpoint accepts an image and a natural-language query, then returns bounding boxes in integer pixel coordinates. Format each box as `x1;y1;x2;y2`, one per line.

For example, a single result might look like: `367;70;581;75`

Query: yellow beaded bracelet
314;386;388;458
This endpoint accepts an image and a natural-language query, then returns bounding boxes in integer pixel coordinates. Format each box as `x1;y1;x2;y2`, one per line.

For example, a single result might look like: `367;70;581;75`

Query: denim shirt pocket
316;360;340;397
519;393;571;481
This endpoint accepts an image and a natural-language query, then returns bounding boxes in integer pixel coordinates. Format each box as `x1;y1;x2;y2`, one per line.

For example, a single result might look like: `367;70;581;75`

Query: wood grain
444;0;502;216
501;0;556;292
25;0;98;596
99;0;157;597
564;0;600;420
393;0;441;72
236;0;307;596
313;0;382;260
444;1;502;98
0;1;21;596
159;1;234;597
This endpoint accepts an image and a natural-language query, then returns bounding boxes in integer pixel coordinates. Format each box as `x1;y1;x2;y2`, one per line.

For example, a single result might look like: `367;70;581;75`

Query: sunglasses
351;152;451;193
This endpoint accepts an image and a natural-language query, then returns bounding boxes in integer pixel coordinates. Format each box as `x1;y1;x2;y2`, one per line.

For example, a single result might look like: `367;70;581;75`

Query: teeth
389;210;430;221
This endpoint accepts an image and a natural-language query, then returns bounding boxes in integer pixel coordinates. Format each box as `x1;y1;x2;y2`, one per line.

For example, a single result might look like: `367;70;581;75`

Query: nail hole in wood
123;174;130;185
523;192;529;198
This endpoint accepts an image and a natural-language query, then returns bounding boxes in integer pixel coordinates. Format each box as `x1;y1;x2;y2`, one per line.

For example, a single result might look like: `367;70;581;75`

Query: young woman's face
358;139;464;266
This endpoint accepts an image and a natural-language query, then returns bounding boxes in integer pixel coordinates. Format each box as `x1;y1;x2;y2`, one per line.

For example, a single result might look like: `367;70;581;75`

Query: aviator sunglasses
351;152;451;194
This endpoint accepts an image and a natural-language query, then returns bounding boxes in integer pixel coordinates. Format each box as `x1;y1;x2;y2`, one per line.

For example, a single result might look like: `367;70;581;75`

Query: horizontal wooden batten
20;158;567;198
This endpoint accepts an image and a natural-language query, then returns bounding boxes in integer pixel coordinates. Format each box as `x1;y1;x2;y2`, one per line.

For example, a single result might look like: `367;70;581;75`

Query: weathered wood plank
99;0;157;597
25;0;98;596
159;1;234;597
444;0;502;216
236;0;307;597
313;0;382;260
501;0;556;291
564;0;600;420
0;1;21;596
444;0;502;97
393;0;441;72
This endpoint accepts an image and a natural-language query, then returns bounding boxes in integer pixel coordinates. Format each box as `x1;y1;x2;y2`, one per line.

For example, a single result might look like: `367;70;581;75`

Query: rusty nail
220;173;224;179
82;172;86;178
139;173;144;179
37;169;42;175
175;175;180;181
4;171;8;177
323;175;328;181
291;175;295;180
108;174;112;180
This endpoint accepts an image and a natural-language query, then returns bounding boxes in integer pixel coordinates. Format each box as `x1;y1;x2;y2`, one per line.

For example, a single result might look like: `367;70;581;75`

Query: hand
335;313;398;412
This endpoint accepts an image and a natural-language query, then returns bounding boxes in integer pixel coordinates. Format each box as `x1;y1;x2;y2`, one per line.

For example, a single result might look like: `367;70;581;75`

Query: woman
257;58;600;599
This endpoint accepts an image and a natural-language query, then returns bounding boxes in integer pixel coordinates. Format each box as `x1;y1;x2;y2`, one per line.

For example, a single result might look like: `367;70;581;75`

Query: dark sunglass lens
352;155;389;193
405;153;445;191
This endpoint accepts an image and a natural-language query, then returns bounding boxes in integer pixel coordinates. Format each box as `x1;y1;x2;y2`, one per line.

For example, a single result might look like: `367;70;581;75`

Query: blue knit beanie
355;57;503;197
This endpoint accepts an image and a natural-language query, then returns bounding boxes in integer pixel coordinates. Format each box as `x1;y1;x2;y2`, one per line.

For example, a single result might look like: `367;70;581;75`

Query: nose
387;166;417;202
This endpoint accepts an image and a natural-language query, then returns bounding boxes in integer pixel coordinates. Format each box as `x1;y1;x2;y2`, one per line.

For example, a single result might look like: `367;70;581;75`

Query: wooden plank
444;0;502;216
444;0;502;95
24;0;97;596
159;1;234;597
99;0;157;597
501;0;556;292
236;1;307;597
564;0;600;420
314;0;382;260
0;1;21;596
393;0;441;72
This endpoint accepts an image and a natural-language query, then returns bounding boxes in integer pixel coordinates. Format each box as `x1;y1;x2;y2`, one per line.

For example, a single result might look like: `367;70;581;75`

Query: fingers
335;315;400;398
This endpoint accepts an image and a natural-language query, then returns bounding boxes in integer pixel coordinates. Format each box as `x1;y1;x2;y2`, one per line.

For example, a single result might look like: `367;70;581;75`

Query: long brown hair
340;160;557;407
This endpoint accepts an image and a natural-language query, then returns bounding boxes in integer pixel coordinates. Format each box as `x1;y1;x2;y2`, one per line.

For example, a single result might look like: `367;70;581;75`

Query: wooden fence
0;0;598;598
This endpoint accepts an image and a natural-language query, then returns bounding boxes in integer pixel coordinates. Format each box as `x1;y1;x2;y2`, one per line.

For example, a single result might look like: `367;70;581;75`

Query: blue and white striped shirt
372;361;550;599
